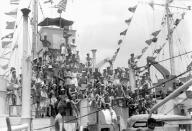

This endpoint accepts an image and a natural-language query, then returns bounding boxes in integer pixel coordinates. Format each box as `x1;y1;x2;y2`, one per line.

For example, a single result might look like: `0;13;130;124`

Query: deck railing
0;117;29;131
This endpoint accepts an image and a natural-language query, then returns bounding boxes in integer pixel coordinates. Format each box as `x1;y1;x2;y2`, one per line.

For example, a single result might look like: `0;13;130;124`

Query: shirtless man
38;34;51;63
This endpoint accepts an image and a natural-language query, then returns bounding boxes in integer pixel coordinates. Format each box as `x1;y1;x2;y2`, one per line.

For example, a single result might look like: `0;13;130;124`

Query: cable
144;68;191;94
158;50;192;64
138;50;192;69
38;1;45;18
28;0;33;9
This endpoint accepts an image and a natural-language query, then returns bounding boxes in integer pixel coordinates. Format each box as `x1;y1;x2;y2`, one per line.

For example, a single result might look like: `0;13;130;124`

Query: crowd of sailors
6;36;173;117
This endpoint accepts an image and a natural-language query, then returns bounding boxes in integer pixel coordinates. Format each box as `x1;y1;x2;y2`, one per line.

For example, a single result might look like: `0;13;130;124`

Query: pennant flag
116;48;120;53
55;0;67;12
6;21;15;29
44;0;53;4
120;29;128;36
149;1;154;9
168;0;173;3
142;47;148;54
5;8;17;18
1;41;12;48
128;5;137;13
136;55;142;59
161;17;166;25
12;43;18;51
181;12;185;19
152;37;158;43
1;64;9;70
145;39;153;46
188;6;191;10
125;18;132;25
151;30;161;37
10;0;20;5
1;32;14;40
153;48;162;54
118;39;123;45
174;18;181;26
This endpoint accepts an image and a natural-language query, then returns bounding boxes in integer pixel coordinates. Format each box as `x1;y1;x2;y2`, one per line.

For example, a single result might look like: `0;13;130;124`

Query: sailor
38;34;51;63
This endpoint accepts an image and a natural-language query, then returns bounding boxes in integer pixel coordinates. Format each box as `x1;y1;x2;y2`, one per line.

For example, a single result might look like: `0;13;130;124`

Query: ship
0;0;192;131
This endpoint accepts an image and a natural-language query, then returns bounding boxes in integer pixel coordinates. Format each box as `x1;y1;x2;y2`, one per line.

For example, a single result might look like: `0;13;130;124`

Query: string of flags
1;0;20;47
0;0;21;71
110;4;138;64
110;1;188;63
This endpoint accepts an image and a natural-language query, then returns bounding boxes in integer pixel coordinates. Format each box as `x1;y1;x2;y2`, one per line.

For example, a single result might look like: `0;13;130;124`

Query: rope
158;50;192;64
39;1;45;18
28;0;33;9
144;68;191;94
138;50;192;70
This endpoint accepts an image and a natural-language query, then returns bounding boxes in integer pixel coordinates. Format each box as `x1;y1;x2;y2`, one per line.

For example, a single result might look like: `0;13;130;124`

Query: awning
38;17;73;28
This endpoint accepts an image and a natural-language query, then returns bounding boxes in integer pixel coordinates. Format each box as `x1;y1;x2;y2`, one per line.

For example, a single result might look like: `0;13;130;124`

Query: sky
0;0;192;76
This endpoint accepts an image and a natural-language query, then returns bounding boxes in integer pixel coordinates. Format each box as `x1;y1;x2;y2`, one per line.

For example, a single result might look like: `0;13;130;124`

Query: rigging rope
144;68;191;93
38;1;45;19
138;50;192;70
28;0;33;9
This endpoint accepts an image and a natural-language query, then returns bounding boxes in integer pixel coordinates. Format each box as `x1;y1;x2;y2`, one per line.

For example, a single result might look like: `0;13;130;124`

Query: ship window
101;128;110;131
133;121;164;128
83;128;89;131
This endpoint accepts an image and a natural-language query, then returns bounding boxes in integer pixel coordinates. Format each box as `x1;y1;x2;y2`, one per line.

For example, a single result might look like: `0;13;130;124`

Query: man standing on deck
55;102;66;131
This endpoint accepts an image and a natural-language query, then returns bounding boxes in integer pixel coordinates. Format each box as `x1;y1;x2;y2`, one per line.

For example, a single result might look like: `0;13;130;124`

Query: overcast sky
1;0;192;76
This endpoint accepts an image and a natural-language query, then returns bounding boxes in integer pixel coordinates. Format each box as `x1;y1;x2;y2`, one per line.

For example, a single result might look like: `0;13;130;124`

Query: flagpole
57;9;62;28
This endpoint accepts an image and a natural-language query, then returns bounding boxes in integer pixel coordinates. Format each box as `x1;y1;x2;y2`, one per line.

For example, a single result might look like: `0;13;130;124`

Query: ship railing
11;124;29;131
0;124;29;131
0;117;29;131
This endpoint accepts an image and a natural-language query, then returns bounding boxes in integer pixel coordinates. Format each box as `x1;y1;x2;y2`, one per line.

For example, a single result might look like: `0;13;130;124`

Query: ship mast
32;0;38;59
166;0;175;75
